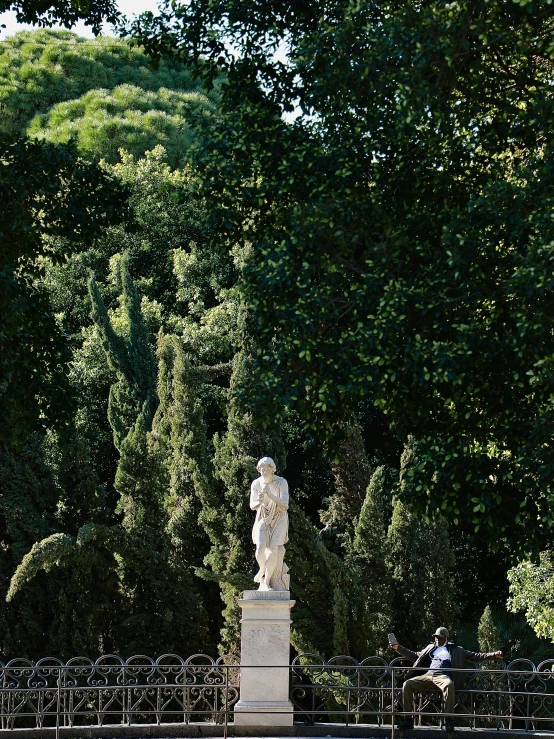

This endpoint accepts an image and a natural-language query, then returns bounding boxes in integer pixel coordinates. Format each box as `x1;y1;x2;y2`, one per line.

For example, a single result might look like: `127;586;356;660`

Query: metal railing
291;654;554;732
0;654;239;736
2;653;554;736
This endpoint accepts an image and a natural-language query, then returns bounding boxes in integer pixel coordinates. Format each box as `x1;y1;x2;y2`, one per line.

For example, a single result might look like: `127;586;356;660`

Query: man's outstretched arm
392;642;419;661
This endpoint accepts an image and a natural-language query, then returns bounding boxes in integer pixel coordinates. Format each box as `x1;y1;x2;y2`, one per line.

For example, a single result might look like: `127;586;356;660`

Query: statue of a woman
250;457;290;591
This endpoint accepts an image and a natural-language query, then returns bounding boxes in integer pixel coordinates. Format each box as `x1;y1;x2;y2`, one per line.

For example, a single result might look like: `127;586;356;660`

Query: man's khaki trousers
402;672;455;716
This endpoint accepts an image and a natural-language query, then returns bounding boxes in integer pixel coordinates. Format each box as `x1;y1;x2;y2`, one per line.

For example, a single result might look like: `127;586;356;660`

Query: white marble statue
250;457;290;591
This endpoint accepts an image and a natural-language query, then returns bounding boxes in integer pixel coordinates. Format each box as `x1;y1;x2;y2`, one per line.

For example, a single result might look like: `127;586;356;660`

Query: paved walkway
2;724;554;739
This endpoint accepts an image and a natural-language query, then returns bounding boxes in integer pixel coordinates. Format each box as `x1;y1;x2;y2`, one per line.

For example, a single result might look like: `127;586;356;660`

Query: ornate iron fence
2;653;554;736
0;654;239;733
290;654;554;731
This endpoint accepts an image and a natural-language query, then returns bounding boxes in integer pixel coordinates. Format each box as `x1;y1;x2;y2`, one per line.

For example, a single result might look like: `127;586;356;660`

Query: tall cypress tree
88;255;209;654
208;350;286;655
152;333;222;650
278;501;373;659
351;465;394;655
8;256;210;657
478;606;500;652
387;439;458;646
321;422;373;551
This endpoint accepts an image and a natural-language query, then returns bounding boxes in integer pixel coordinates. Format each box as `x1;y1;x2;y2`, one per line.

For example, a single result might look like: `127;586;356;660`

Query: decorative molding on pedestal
233;590;295;727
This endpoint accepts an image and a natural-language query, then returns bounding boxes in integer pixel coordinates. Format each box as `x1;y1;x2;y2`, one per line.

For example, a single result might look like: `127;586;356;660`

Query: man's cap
433;627;449;639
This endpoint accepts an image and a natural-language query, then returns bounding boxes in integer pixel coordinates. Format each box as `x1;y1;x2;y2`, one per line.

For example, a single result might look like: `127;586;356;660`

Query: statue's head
257;456;276;474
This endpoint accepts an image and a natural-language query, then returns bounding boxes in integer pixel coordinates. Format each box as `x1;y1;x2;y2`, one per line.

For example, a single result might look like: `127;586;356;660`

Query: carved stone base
233;590;295;727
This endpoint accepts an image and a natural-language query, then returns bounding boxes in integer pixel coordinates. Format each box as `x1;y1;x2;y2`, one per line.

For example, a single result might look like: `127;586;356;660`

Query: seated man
391;627;502;731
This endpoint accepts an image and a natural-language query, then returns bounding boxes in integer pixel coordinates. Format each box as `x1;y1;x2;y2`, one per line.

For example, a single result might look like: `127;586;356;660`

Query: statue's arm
275;478;289;509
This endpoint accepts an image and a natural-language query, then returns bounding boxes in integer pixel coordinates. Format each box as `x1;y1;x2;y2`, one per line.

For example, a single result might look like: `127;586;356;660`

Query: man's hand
494;651;503;658
392;642;400;651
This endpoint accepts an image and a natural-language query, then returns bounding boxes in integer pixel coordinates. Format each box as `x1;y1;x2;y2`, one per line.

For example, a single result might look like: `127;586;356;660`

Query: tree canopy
127;0;554;554
0;28;217;439
0;0;118;34
0;29;216;147
2;19;550;664
29;84;214;167
0;137;127;444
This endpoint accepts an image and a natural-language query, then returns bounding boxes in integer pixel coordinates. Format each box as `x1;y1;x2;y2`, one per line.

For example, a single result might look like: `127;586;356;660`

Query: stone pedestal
233;590;295;726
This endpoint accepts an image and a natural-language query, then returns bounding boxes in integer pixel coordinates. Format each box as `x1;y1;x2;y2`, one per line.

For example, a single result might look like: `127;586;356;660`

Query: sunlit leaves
508;552;554;640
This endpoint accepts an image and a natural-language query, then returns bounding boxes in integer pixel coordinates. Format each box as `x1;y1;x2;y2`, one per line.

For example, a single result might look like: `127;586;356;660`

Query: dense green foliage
0;30;216;167
1;24;550;664
7;257;212;656
0;132;459;659
478;606;499;653
0;137;126;444
387;441;458;646
351;466;393;645
128;0;554;555
473;603;554;663
508;553;554;642
29;85;214;167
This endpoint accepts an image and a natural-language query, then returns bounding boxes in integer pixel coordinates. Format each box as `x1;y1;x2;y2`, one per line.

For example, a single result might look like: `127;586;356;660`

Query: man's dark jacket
397;643;498;690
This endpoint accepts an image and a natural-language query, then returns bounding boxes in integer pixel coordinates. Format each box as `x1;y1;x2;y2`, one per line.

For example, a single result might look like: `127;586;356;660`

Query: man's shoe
398;718;414;730
445;720;455;732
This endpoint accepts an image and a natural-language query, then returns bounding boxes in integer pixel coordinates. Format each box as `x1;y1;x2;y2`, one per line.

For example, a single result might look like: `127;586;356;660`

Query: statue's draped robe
250;475;289;548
